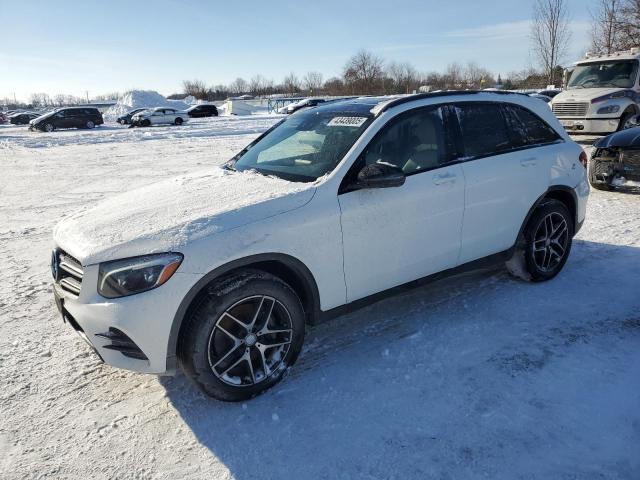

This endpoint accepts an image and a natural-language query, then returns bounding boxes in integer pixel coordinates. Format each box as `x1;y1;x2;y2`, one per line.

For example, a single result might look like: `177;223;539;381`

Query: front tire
86;120;95;129
175;117;183;125
178;270;305;401
521;199;574;282
44;123;54;132
141;119;151;127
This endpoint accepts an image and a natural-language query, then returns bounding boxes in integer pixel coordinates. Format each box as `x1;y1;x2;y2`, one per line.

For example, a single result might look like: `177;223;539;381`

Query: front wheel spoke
260;339;291;349
552;224;567;241
259;327;292;336
245;353;256;384
222;312;249;331
212;343;242;371
220;351;249;377
549;243;564;259
258;348;271;377
544;248;554;268
215;324;242;342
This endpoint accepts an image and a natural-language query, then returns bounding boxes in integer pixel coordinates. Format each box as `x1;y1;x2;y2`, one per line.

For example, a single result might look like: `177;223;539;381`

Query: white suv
52;92;589;401
130;107;189;127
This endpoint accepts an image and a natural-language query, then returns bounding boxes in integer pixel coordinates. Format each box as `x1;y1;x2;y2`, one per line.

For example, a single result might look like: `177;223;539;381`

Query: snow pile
103;90;190;121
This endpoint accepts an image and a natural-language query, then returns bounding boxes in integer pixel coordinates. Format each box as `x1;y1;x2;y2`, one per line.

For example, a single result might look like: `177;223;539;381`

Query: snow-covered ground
0;118;639;479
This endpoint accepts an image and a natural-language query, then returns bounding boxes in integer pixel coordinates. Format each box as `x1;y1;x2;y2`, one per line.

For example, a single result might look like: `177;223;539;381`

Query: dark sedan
9;112;40;125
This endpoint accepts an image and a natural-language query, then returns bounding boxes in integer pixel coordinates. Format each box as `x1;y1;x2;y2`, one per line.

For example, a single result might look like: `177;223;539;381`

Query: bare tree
323;77;345;95
303;71;323;94
463;62;495;89
229;77;248;95
617;0;640;49
590;0;622;54
283;72;301;95
343;50;385;95
182;79;208;99
531;0;572;85
386;61;419;94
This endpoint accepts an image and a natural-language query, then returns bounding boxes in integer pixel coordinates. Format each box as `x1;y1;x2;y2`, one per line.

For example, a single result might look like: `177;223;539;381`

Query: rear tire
175;117;183;125
521;200;574;282
178;270;305;401
86;120;95;129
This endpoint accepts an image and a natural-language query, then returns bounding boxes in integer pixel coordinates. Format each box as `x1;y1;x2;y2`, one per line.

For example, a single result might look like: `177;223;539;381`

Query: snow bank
103;90;190;121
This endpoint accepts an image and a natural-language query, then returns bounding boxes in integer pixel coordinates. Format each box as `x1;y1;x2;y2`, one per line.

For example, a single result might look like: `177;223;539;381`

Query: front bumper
558;117;620;134
53;269;200;375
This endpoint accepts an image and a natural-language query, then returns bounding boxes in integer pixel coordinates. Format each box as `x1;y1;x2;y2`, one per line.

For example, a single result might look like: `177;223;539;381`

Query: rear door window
503;104;561;147
453;103;512;158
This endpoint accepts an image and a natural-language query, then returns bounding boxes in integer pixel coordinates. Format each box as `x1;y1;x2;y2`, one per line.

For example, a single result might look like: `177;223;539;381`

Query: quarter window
453;103;511;158
361;107;449;175
504;105;560;147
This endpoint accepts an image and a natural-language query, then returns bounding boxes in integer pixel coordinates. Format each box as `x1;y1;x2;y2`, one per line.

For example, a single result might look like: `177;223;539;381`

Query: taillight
579;151;588;168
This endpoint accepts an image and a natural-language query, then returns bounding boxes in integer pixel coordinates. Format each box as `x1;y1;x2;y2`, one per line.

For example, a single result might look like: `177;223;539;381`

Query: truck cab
551;48;640;134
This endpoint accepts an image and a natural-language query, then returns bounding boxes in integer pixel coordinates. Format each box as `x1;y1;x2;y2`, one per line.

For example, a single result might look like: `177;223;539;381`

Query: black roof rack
376;90;531;115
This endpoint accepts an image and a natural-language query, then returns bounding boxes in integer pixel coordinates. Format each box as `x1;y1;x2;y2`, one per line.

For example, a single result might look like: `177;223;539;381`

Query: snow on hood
54;167;315;265
30;110;56;124
554;87;625;102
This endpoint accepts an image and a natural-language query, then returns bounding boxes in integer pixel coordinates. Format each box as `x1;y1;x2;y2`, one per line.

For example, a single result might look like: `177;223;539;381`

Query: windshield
568;60;638;89
231;110;373;182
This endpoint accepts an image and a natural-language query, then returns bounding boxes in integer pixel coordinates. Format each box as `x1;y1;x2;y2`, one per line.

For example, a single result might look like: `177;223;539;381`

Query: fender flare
166;253;320;371
515;185;579;247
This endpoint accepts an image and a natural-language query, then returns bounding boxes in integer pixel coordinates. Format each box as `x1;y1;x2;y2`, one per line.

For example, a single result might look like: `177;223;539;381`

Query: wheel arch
516;186;578;245
166;253;321;371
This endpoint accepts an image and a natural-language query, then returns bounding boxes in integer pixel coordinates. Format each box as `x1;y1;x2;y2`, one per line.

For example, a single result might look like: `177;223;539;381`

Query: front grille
552;102;589;117
53;249;83;296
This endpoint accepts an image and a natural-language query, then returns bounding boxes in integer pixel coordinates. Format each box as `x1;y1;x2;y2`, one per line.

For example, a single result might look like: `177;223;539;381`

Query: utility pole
86;90;89;103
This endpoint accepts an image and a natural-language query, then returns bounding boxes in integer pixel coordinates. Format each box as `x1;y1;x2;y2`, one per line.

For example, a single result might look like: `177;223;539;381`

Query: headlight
597;105;620;115
98;253;183;298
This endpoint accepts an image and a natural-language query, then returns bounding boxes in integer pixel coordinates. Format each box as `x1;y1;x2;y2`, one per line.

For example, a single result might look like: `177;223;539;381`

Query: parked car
9;112;40;125
29;107;104;132
187;104;218;118
117;108;147;125
130;107;189;127
589;123;640;190
528;93;552;104
286;97;327;114
537;89;561;98
51;92;588;401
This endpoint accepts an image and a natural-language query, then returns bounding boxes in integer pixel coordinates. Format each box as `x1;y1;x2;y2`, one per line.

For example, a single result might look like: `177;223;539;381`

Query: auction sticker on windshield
327;116;368;127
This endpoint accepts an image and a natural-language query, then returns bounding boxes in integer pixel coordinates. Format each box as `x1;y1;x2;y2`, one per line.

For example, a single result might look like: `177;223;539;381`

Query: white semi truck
551;48;640;134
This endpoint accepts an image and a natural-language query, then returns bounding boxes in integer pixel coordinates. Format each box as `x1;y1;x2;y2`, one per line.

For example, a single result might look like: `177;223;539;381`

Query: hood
54;167;316;265
30;110;55;124
554;87;625;102
594;126;640;148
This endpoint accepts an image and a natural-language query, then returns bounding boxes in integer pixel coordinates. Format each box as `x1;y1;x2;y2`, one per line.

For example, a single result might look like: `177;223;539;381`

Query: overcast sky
0;0;593;101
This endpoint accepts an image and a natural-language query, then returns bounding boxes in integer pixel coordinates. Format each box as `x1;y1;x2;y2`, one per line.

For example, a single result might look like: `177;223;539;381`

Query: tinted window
454;103;511;158
362;107;449;174
504;105;560;147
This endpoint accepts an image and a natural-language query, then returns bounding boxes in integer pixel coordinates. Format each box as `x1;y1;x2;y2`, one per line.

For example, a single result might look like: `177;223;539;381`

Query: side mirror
355;162;406;189
623;114;640;130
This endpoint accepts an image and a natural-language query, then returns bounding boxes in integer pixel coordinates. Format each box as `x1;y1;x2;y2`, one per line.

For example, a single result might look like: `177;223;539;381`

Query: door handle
433;173;456;185
520;157;537;167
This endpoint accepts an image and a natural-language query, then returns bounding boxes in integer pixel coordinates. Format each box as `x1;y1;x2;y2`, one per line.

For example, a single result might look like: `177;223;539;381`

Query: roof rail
375;90;530;115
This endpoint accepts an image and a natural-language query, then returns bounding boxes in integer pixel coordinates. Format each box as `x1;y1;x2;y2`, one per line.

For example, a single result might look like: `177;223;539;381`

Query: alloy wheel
532;212;569;272
207;295;293;387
